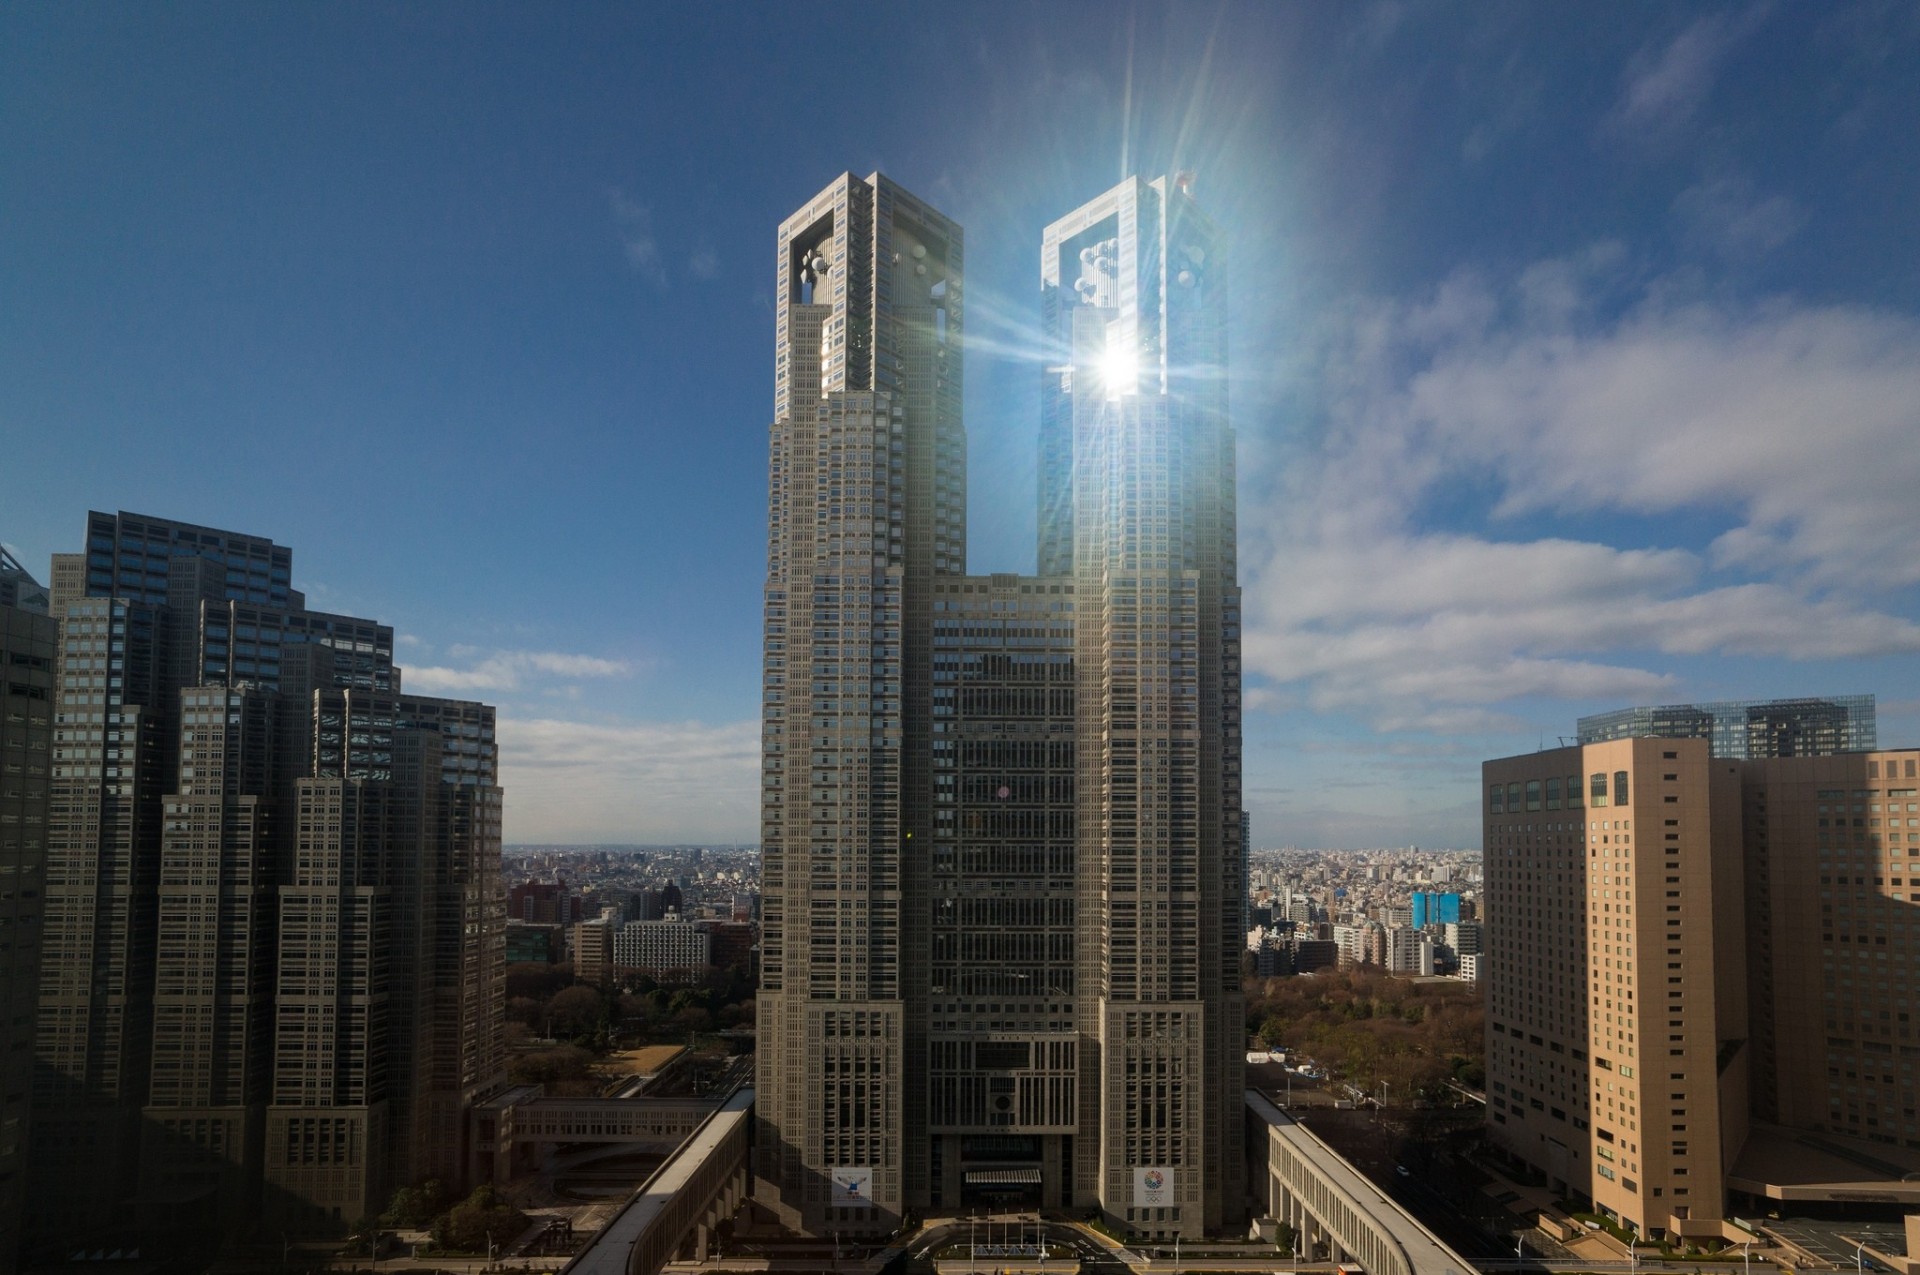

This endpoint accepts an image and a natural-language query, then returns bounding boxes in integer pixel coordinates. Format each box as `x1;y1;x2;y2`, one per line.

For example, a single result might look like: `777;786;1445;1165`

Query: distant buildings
24;512;507;1249
1410;890;1461;929
509;878;585;926
1484;719;1920;1243
614;916;711;973
505;922;563;965
573;915;615;982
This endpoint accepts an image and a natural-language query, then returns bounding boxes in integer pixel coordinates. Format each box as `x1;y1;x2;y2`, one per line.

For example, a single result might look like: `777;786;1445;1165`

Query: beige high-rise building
758;173;1243;1239
1485;732;1920;1242
1742;749;1920;1149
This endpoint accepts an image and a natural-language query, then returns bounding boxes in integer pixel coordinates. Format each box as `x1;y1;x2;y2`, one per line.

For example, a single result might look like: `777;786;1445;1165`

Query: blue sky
6;3;1920;848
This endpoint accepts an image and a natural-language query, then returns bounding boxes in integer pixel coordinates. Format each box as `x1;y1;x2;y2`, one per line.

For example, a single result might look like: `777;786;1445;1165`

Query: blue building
1411;891;1461;930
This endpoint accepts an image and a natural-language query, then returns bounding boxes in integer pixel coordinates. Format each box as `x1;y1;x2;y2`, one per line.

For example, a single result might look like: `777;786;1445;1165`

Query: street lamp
1742;1238;1753;1275
1857;1239;1867;1274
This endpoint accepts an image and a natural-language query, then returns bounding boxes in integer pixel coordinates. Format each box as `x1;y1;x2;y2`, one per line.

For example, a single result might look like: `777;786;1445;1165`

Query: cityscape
6;6;1920;1275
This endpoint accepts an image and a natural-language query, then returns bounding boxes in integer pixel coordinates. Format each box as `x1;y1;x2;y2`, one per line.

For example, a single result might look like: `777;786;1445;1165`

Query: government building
756;172;1245;1238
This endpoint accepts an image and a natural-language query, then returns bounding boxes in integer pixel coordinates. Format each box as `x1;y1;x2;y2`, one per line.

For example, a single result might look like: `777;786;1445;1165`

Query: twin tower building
756;172;1246;1237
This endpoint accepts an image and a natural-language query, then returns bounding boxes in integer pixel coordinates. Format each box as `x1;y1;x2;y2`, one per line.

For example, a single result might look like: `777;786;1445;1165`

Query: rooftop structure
1577;695;1875;759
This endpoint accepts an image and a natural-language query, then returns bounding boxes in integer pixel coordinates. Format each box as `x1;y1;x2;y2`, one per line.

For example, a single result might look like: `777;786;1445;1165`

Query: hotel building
1485;723;1920;1241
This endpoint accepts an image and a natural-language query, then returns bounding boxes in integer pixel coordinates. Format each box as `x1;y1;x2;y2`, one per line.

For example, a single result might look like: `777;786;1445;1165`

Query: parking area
1763;1217;1910;1269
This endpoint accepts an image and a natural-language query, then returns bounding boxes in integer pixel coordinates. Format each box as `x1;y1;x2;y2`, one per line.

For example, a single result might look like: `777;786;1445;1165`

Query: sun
1099;341;1138;399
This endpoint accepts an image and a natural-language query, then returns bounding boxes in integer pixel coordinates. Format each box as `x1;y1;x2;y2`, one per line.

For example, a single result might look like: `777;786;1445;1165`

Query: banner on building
1134;1166;1174;1207
832;1167;874;1205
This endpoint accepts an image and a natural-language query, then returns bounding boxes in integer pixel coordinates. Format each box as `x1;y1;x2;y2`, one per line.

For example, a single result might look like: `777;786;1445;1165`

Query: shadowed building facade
0;579;55;1275
27;512;506;1251
757;173;1243;1239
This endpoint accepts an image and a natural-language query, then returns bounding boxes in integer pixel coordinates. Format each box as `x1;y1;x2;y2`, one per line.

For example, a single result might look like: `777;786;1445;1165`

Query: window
1592;773;1609;807
1614;771;1630;804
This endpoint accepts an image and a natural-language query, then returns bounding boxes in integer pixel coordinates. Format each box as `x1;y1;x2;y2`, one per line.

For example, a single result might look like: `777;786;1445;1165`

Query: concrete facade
1486;733;1920;1237
614;918;711;974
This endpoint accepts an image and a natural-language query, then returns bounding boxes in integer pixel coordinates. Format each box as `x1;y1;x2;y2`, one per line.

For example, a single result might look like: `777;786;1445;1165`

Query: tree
505;965;575;1003
546;984;604;1038
383;1178;452;1227
431;1184;528;1254
508;1043;597;1088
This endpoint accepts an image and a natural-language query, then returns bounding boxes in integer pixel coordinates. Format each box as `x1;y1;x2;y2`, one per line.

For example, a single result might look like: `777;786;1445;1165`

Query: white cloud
499;715;759;843
1672;174;1805;258
1607;8;1768;137
689;247;720;280
405;648;632;693
1405;296;1920;588
611;190;666;285
1241;251;1920;732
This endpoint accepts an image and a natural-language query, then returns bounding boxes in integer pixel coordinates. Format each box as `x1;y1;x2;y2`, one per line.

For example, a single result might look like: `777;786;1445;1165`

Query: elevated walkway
561;1085;754;1275
1246;1089;1477;1275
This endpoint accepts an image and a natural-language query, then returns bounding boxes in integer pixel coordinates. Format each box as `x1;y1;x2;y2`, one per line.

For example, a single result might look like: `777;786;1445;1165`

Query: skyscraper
0;547;50;614
0;584;56;1275
28;512;506;1249
757;173;1242;1239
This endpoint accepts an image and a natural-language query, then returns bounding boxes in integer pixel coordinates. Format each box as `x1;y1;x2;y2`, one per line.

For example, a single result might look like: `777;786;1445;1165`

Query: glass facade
1577;695;1876;759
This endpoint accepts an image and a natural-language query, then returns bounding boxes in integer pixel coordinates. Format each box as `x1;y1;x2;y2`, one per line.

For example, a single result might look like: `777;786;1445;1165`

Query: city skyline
7;4;1920;849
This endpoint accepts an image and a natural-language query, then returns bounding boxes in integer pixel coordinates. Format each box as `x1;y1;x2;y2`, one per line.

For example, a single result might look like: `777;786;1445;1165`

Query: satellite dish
811;254;828;273
911;244;927;259
1177;270;1195;287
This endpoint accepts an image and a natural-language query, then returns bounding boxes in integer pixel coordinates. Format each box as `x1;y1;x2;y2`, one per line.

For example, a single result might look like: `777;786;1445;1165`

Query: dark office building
27;512;506;1249
0;580;56;1275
